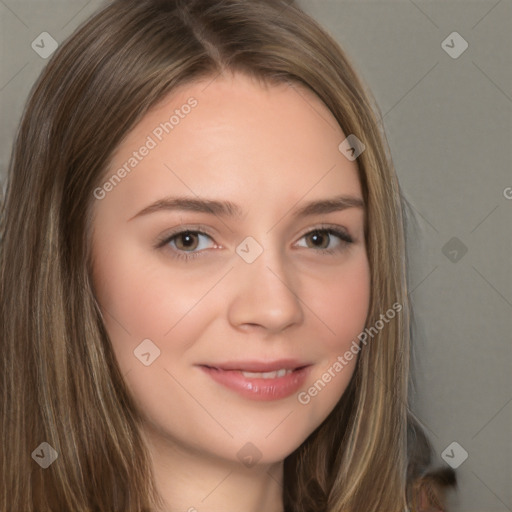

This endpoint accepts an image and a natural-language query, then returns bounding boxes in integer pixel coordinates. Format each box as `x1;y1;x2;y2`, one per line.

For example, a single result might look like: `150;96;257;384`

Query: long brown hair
0;0;456;510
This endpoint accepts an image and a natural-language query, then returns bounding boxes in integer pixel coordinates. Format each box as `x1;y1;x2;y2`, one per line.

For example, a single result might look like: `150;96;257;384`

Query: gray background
1;1;511;510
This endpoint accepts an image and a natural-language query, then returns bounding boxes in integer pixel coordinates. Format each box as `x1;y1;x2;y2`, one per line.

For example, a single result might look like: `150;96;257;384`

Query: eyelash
155;224;354;262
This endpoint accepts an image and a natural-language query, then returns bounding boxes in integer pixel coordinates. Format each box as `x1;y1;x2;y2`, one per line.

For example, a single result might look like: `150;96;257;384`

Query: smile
198;363;313;401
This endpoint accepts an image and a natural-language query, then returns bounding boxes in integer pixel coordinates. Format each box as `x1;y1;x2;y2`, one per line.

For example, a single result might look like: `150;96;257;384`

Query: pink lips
197;359;312;401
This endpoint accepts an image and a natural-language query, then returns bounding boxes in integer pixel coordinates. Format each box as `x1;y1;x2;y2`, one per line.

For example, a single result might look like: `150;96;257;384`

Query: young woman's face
91;72;370;467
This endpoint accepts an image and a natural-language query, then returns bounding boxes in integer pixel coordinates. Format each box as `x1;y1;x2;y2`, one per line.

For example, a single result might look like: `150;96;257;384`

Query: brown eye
297;228;353;253
159;230;215;254
173;231;200;251
304;230;330;249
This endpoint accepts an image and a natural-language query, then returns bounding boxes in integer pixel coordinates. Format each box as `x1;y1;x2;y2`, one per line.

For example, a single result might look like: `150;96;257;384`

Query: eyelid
156;223;352;244
295;223;353;243
154;224;218;249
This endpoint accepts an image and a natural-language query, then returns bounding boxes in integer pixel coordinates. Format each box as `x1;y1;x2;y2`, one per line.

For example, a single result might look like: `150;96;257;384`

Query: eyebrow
128;194;365;221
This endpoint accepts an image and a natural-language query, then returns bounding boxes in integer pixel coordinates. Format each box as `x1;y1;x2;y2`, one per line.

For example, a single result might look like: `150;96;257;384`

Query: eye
155;225;354;262
157;229;216;261
295;227;353;254
168;231;213;251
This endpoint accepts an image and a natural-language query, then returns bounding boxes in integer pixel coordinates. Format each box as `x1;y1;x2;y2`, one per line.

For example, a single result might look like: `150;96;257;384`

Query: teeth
241;368;293;379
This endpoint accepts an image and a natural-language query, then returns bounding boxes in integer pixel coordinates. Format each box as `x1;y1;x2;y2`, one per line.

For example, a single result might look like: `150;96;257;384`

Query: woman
0;0;456;510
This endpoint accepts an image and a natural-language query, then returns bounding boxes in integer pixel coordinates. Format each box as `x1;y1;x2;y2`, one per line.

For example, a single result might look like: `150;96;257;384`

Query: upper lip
199;359;311;372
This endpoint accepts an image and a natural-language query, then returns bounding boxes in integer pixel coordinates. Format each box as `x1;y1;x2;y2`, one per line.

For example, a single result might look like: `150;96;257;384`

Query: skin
90;71;371;512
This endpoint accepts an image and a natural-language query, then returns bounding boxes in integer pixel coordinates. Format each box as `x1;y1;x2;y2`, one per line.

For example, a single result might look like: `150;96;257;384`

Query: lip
197;361;313;401
201;358;310;372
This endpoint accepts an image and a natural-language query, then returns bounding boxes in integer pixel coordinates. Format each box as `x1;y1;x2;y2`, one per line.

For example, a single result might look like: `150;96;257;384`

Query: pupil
180;232;196;248
311;231;327;248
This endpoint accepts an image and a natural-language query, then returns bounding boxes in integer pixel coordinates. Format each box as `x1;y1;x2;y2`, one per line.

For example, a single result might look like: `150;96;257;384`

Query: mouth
200;365;308;379
199;358;311;373
197;360;313;401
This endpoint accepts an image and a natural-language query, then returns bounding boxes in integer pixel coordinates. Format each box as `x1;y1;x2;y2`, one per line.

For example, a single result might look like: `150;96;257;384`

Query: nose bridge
227;234;304;332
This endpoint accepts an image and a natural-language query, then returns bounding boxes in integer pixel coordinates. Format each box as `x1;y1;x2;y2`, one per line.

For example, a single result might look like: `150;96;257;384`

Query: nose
227;243;304;335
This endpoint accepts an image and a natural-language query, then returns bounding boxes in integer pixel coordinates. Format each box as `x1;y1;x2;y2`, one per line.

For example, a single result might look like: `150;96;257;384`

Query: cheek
92;233;215;334
308;253;371;353
291;253;370;418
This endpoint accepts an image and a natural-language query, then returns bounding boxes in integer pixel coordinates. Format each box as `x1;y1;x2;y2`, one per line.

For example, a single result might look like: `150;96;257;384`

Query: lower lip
198;365;312;401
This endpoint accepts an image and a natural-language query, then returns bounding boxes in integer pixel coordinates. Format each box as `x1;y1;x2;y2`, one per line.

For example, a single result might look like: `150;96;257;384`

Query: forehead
97;72;363;219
